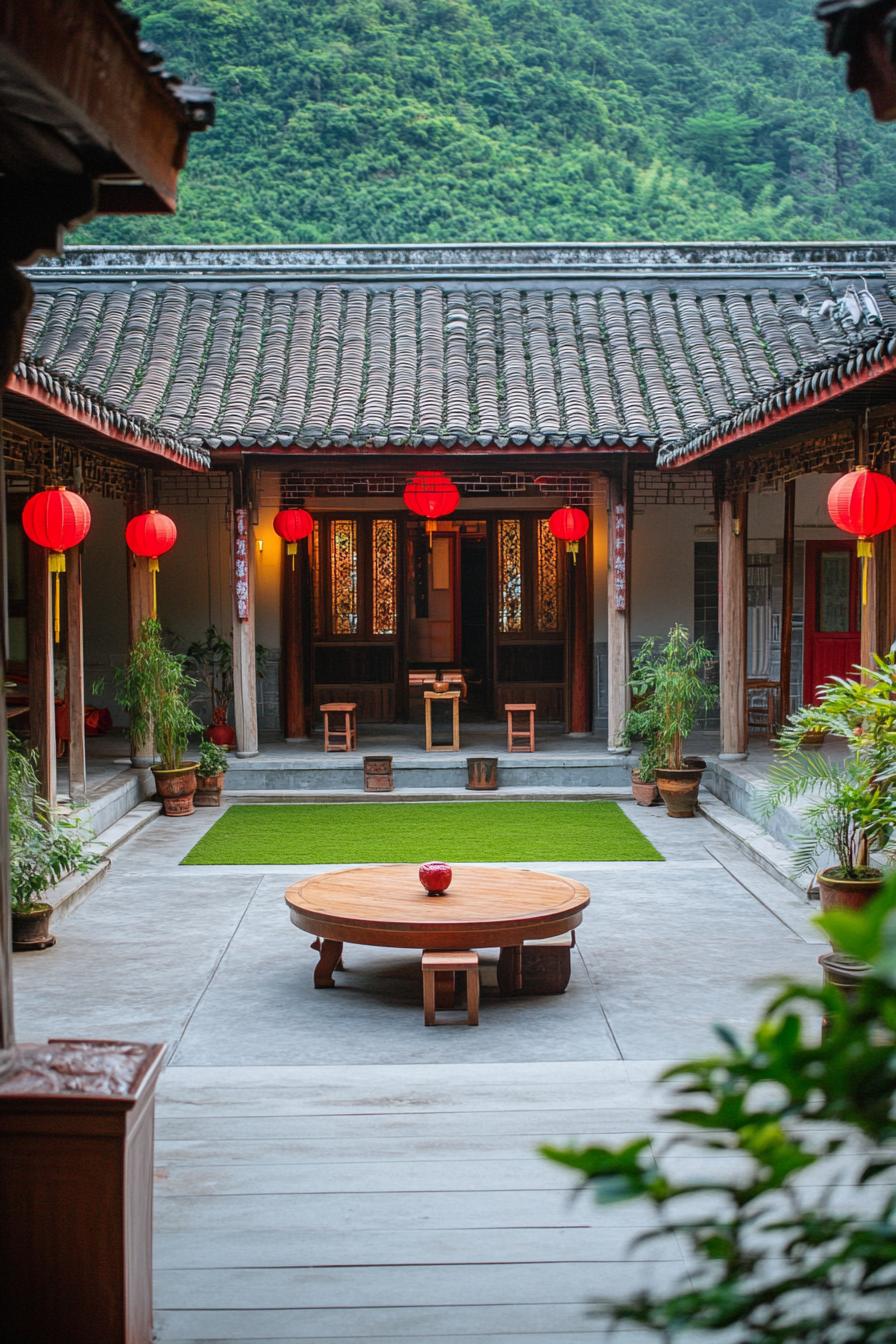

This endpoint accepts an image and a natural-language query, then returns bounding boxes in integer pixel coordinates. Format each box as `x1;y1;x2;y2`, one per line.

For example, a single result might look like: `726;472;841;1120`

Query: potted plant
186;625;268;749
9;733;93;949
622;640;663;806
116;617;203;816
195;739;229;807
647;624;718;817
760;654;896;924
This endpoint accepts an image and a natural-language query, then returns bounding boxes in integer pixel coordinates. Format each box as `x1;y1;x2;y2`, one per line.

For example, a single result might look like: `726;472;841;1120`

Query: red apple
419;861;452;894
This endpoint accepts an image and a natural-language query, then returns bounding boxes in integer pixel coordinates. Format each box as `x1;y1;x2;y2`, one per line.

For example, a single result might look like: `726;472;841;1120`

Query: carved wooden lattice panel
535;518;560;632
372;517;397;637
329;519;358;635
498;518;523;633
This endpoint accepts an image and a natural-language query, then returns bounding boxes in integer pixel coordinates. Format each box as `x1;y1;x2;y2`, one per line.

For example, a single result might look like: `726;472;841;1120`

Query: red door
803;540;860;704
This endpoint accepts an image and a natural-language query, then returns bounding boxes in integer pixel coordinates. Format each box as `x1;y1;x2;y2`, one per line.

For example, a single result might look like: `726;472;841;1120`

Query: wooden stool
424;690;460;752
505;702;536;752
746;679;779;741
421;950;479;1026
497;933;573;996
321;702;357;752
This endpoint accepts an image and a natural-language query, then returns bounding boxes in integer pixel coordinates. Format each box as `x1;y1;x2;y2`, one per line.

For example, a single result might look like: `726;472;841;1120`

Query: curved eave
7;365;210;471
202;434;658;455
657;330;896;469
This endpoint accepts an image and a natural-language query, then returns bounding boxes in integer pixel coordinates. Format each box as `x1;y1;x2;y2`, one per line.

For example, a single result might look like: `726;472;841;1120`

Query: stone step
226;786;630;802
225;756;632;792
51;799;160;924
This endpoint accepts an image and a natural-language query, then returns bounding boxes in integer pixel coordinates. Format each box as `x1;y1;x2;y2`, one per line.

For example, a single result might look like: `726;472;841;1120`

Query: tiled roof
18;244;896;465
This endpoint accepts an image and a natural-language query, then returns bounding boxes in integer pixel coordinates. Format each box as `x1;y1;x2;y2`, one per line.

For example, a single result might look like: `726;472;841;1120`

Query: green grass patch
181;801;663;866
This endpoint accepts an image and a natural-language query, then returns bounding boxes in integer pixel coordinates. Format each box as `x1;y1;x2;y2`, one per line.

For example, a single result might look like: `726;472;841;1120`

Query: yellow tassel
48;552;65;642
568;540;579;564
149;556;159;620
858;539;873;606
287;541;297;571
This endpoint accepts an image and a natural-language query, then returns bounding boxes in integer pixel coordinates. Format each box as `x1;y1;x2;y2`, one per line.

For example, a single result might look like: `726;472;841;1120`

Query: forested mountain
87;0;896;244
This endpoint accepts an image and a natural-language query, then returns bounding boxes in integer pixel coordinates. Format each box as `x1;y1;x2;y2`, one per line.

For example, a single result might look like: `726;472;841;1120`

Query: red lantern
125;510;177;620
827;467;896;605
403;471;459;539
273;508;314;569
549;506;590;561
22;487;92;641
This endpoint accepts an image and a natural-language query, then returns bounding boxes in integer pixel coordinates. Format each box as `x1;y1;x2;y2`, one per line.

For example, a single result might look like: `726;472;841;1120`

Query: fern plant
759;654;896;880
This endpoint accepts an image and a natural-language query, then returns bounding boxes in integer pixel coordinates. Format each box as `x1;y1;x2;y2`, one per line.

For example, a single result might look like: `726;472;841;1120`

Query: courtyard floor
14;798;829;1341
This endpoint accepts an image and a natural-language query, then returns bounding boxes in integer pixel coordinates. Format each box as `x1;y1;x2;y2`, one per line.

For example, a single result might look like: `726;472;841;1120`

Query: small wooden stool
421;950;479;1026
497;933;573;996
505;702;536;752
321;702;357;752
424;690;460;752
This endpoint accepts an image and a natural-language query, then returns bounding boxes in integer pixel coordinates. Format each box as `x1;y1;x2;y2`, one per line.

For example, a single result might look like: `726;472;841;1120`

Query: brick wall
634;470;714;511
263;470;606;508
157;471;231;506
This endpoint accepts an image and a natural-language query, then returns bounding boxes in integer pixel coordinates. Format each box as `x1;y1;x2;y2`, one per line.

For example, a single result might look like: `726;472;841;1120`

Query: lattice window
498;518;523;633
371;517;397;637
535;518;561;632
329;519;358;635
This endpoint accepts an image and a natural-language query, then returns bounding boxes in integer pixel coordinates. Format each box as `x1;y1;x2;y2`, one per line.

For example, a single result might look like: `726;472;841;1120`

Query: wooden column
879;525;896;656
65;543;87;802
232;482;258;757
126;547;154;768
0;439;14;1062
718;492;748;759
606;473;630;750
568;528;591;734
778;479;795;724
27;540;56;804
860;542;879;678
281;539;307;740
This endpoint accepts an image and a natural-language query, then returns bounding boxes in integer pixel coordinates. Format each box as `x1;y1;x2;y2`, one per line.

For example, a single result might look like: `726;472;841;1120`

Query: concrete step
698;792;815;902
51;799;160;924
225;755;633;792
225;786;631;803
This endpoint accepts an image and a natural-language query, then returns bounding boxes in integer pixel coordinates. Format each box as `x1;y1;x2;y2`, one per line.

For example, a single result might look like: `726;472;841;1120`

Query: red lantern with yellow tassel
827;467;896;605
548;505;590;561
403;471;459;545
273;508;314;569
125;510;177;619
22;487;92;641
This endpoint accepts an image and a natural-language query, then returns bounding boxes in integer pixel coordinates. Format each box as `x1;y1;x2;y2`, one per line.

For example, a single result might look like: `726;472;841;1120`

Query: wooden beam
27;540;56;803
281;540;306;740
719;493;748;759
779;479;795;723
605;474;630;749
231;485;258;757
65;543;87;802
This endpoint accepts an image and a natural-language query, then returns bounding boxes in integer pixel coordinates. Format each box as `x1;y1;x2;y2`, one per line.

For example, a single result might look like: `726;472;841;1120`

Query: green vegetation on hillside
86;0;896;244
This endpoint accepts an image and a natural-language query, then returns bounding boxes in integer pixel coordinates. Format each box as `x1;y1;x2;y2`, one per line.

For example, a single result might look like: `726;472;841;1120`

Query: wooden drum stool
422;951;480;1026
321;702;357;752
505;702;536;752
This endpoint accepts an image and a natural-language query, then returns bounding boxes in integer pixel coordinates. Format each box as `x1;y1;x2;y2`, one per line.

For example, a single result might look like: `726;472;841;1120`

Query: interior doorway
460;532;488;715
803;539;860;703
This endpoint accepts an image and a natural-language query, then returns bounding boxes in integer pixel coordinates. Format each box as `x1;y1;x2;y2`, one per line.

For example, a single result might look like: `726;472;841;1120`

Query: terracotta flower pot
817;867;884;919
194;771;225;807
655;764;705;818
630;770;660;807
151;763;198;817
206;723;236;749
799;729;828;748
12;902;55;951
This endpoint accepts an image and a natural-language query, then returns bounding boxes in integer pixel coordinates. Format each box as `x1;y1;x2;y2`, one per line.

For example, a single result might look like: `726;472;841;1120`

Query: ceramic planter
194;770;225;807
151;763;198;816
12;902;55;951
655;764;705;818
817;867;884;918
799;729;828;748
630;770;659;807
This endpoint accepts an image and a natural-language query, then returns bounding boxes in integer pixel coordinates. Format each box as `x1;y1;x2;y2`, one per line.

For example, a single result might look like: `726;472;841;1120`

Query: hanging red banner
612;501;627;611
234;508;250;621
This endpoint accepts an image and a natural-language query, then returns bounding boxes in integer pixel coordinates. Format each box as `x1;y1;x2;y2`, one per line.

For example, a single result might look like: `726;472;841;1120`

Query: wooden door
803;540;860;704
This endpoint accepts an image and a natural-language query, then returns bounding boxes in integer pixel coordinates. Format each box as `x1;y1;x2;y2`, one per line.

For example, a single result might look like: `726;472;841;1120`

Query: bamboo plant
637;624;717;771
116;618;203;770
9;734;93;912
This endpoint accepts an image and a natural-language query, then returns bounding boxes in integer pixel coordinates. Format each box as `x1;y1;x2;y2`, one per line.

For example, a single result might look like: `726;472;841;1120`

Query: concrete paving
13;796;831;1341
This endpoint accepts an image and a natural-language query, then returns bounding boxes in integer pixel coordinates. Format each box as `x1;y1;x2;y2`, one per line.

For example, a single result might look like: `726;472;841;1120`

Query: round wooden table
284;863;590;993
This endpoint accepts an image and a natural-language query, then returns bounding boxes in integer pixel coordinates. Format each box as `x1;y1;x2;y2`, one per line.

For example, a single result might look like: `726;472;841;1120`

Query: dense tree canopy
86;0;896;244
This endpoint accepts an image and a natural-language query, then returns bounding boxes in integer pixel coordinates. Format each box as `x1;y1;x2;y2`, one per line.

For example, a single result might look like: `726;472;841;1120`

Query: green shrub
8;734;94;912
116;618;203;770
198;739;229;777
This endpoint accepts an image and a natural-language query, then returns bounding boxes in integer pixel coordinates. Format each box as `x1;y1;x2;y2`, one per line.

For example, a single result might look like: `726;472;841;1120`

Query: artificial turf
181;800;663;865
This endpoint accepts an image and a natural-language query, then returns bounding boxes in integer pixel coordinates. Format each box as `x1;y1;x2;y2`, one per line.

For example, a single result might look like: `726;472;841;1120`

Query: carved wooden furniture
363;754;393;791
0;1039;165;1344
284;863;589;1003
422;950;480;1025
505;702;536;752
321;701;357;751
424;688;460;751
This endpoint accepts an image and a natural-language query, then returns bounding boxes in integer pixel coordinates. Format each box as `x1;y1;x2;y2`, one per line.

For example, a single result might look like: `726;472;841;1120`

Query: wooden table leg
433;969;455;1010
314;939;344;988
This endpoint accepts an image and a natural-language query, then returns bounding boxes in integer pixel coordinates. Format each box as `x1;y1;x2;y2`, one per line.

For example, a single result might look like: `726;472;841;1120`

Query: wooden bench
504;702;536;752
422;950;480;1026
321;702;357;752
